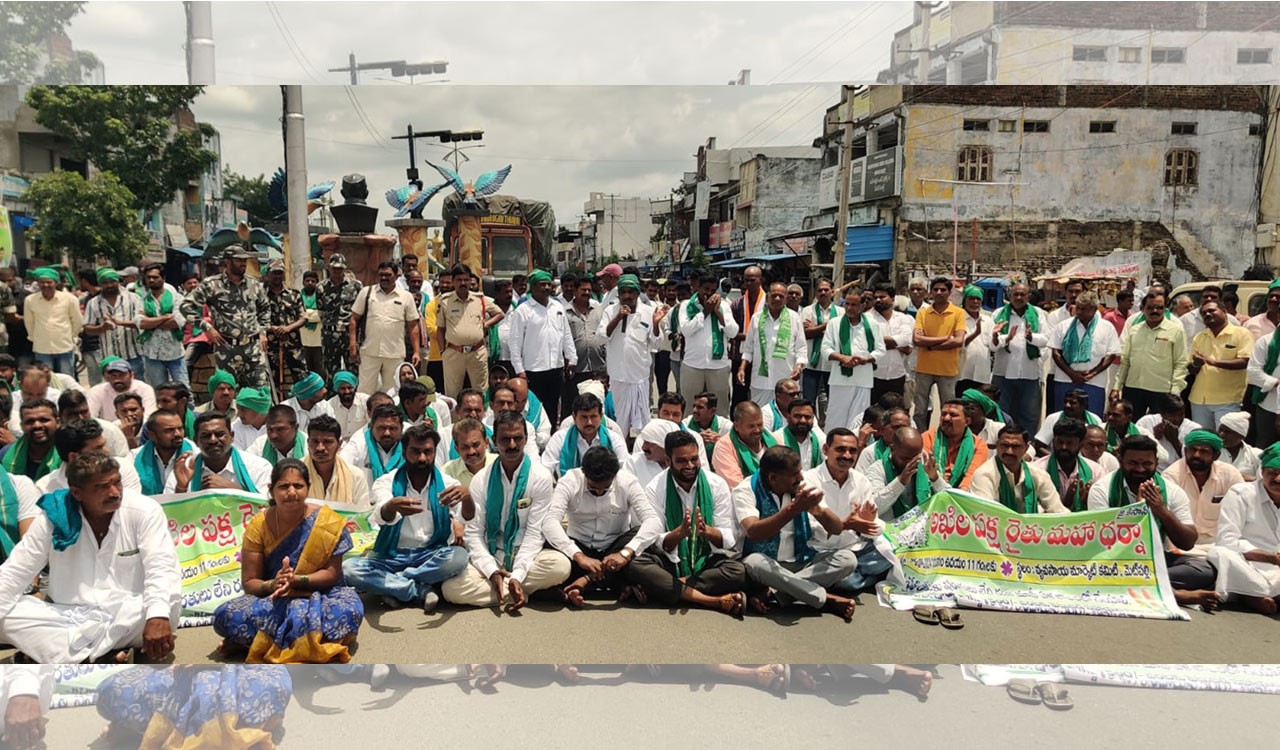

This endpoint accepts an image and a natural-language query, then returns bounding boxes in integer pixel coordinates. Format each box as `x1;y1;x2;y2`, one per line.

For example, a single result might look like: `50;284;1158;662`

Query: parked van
1170;280;1271;317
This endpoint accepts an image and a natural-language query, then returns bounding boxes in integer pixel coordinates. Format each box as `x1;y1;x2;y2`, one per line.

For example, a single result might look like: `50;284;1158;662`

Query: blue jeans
994;375;1043;433
342;546;469;603
146;357;189;386
830;544;894;596
34;351;75;377
1190;402;1239;431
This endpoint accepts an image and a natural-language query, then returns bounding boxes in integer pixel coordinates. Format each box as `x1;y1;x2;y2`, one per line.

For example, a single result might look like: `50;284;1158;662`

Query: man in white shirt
958;388;1006;448
1247;327;1280;447
540;393;628;478
230;387;271;452
870;283;915;404
854;406;912;474
133;409;193;496
541;445;662;606
628;429;747;616
1218;411;1261;481
0;451;181;663
281;372;334;435
739;282;807;408
327;371;369;441
956;284;993;395
1048;291;1120;417
623;418;675;490
0;462;42;561
1208;443;1280;614
508;270;577;426
1082;424;1121;475
821;288;885;430
36;419;142;495
677;271;739;413
1179;284;1240;344
759;378;800;434
1033;388;1104;455
7;366;60;440
1086;434;1219;608
87;357;156;422
442;410;570;610
350;260;422;394
771;397;826;472
57;389;130;459
686;391;732;466
1135;394;1201;473
303;415;370;507
0;665;53;750
165;413;273;494
990;282;1049;433
340;402;406;488
800;279;838;419
247;405;308;465
1031;415;1102;512
807;428;894;595
508;376;551;452
863;426;949;520
343;424;475;613
735;446;857;620
597;274;668;440
968;425;1067;513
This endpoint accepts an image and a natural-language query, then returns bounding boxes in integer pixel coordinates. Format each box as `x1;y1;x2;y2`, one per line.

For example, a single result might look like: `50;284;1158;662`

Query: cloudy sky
191;83;839;227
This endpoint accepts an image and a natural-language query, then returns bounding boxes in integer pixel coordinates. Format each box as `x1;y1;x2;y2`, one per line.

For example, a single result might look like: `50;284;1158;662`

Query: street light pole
832;85;855;289
283;86;309;287
185;1;215;84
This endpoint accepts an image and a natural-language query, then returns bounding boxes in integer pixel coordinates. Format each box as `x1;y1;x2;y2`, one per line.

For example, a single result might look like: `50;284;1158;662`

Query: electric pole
283;86;309;287
832;85;855;289
185;1;215;84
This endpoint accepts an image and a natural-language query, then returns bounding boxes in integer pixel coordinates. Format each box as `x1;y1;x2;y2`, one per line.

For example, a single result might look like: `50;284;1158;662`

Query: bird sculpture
385;179;450;219
205;221;285;257
429;161;512;205
267;167;336;221
426;160;513;274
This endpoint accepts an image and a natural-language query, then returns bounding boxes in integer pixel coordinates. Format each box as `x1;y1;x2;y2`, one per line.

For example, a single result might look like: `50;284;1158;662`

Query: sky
190;83;840;227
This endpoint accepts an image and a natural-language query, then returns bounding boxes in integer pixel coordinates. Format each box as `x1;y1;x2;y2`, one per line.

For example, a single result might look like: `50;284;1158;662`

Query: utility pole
915;1;937;83
610;194;616;258
832;85;855;289
669;190;676;264
185;1;215;84
283;86;309;287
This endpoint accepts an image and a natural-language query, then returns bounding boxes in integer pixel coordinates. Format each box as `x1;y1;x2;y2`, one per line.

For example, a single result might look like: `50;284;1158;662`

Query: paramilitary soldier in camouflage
316;252;362;380
264;259;308;392
179;244;272;390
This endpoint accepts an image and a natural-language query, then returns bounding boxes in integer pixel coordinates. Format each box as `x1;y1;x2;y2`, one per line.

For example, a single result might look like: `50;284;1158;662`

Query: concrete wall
899;102;1265;275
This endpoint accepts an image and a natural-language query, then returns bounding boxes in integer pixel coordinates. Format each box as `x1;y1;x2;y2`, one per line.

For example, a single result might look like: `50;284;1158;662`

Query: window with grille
1171;121;1197;135
1151;48;1185;64
1164;149;1198;186
1119;47;1142;63
1238;48;1271;64
963;119;989;131
1023;120;1049;133
957;146;992;182
1089;121;1116;134
1072;46;1107;62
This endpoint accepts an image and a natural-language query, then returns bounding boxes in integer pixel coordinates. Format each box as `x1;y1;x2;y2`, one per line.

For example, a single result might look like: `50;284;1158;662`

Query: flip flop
1036;682;1074;711
1006;679;1041;705
912;605;940;625
937;608;964;630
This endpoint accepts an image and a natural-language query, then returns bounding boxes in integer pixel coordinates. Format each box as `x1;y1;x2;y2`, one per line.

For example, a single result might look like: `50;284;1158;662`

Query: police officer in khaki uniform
437;264;503;397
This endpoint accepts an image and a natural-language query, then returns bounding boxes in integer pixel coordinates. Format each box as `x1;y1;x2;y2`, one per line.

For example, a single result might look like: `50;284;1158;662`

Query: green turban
96;268;121;284
617;274;641;291
290;372;324;400
98;356;122;373
1183;429;1223;451
1269;278;1280;291
332;371;358;390
235;387;271;415
1263;442;1280;470
961;388;1001;419
29;267;59;282
207;369;235;392
963;284;983;300
528;270;552;285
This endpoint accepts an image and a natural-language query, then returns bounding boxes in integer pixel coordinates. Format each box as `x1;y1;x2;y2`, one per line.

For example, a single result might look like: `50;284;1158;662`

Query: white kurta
463;459;556;582
327;392;370;441
643;468;737;563
0;491;181;663
770;426;827;471
370;469;462;548
803;462;883;553
741;308;807;395
959;309;994;383
231;419;267;452
1209;480;1280;598
282;397;335;435
539;426;630;477
161;449;274;494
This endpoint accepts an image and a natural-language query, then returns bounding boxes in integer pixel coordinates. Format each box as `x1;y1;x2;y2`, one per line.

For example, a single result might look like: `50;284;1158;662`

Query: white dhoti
0;595;171;664
826;385;871;432
612;381;651;439
1208;547;1280;598
441;549;572;607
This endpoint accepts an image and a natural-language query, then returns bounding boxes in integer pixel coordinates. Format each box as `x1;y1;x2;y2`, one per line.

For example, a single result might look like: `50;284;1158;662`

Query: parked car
1170;280;1271;317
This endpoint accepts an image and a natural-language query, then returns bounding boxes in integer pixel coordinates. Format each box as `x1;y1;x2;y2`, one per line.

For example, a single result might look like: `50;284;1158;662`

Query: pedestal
316;232;397;287
386;217;445;276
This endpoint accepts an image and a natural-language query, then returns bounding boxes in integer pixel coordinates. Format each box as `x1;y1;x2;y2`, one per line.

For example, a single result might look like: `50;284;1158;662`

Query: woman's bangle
297;574;309;588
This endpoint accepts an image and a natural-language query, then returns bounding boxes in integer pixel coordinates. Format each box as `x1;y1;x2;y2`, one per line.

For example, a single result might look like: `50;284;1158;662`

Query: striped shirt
84;291;143;361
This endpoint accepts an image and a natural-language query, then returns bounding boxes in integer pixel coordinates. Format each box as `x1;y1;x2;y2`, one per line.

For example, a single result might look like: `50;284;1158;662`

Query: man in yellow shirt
23;267;83;377
1112;291;1188;419
1188;301;1253;430
910;278;966;430
422;273;453;391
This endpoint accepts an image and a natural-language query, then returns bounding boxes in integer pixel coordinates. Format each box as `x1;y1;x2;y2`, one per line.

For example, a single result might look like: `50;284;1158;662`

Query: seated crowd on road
0;248;1277;665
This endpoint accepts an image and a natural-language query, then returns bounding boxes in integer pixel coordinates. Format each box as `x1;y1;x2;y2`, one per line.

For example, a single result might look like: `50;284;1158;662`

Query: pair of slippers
1007;679;1074;710
912;605;963;629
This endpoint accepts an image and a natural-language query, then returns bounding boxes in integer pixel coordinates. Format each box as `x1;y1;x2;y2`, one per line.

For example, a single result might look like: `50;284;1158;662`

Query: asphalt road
40;664;1278;750
4;592;1271;665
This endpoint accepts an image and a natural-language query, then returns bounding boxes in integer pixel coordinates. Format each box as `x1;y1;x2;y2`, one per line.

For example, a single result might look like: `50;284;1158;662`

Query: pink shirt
1163;458;1244;545
1101;309;1129;335
87;380;157;422
1243;312;1278;340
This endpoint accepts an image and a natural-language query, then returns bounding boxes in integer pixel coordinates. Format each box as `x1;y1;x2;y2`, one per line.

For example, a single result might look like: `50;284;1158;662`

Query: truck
441;193;555;280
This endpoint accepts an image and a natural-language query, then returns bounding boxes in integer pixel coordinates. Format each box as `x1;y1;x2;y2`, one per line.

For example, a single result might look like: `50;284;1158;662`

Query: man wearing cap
195;369;236;417
597;274;666;441
137;263;189;386
1164;428;1244;552
595;263;623;308
231;386;271;451
1218;411;1260;480
263;259;309;392
508;269;575;426
83;268;143;379
959;388;1006;448
350;260;421;395
282;372;334;434
739;282;807;409
316;253;364;383
87;357;156;422
23;267;83;377
179;245;272;390
327;371;369;441
439;264;503;399
1208;443;1280;615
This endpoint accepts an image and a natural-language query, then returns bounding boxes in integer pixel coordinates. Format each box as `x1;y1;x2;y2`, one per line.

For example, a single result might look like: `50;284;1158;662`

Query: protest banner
155;490;378;626
877;489;1189;621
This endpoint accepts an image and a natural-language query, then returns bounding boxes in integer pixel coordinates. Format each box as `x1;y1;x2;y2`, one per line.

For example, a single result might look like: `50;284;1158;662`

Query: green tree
689;245;710;269
25;170;149;266
24;86;217;214
0;2;99;84
222;169;274;226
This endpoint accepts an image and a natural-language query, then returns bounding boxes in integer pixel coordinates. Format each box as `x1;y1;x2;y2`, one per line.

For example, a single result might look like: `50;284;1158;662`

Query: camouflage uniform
179;273;272;390
316;273;362;380
266;287;308;389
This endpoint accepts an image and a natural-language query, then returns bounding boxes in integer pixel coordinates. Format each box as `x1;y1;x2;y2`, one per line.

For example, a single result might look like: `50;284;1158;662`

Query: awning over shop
844;224;893;263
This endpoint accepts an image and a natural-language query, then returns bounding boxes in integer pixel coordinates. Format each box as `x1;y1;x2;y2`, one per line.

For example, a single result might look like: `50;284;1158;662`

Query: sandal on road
912;605;940;625
937;607;964;629
1036;682;1074;710
1007;679;1041;705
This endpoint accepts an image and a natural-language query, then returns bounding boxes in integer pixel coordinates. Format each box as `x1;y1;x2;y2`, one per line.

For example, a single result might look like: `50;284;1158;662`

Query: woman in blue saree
96;665;292;749
213;458;364;663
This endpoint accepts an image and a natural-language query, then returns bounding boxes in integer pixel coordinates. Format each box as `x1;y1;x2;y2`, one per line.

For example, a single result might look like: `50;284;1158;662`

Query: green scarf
994;304;1041;359
301;289;319;331
686;415;720;464
757;309;792;377
558;424;613;476
687;297;724;360
665;469;715;576
885;451;932;517
1061;315;1097;365
139;289;181;344
1106;422;1139;451
263;431;307;465
782;426;820;468
1106;470;1167;517
837;313;876;377
485;456;531;566
996;459;1038;514
1047;453;1092;512
0;469;19;560
730;429;777;477
808;302;838;368
135;439;194;495
2;436;61;481
191;448;257;492
1252;331;1280;405
933;429;976;486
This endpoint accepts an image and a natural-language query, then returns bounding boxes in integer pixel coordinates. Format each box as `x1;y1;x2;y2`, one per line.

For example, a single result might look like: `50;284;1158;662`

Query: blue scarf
191;448;257;492
604;392;616;421
365;428;404;481
525;391;544;430
769;400;783;429
134;439;194;495
557;424;613;476
1062;315;1097;365
742;471;813;563
36;489;83;551
372;464;450;557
